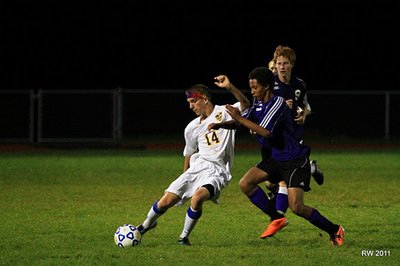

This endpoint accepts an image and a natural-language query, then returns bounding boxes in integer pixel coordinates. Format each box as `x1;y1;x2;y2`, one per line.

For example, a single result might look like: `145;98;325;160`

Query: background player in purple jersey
265;45;325;215
273;45;324;184
211;67;345;245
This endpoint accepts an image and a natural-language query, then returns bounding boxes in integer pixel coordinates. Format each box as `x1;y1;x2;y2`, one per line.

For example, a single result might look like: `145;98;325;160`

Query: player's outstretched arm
208;120;239;131
214;75;250;111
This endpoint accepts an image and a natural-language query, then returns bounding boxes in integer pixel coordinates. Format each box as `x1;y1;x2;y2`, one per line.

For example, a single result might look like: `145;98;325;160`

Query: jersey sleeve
260;96;286;132
183;122;198;157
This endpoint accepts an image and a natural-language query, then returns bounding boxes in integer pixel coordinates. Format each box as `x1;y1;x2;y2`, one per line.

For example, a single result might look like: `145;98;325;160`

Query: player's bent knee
158;192;179;210
238;178;248;192
239;179;256;195
192;187;211;206
290;204;307;217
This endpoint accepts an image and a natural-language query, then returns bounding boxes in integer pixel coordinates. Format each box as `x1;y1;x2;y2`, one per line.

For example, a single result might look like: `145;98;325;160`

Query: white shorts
165;158;232;206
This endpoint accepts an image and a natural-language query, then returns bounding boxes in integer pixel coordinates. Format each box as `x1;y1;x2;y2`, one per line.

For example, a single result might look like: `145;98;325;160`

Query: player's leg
265;180;278;199
178;185;212;245
275;181;289;214
239;166;287;238
310;159;324;185
287;187;313;218
286;158;344;246
138;192;180;235
139;171;191;235
287;187;345;245
266;179;289;214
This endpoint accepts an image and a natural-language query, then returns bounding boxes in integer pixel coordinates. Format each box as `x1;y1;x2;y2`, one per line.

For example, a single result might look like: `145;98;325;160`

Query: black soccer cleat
310;160;324;185
178;237;191;246
137;222;157;235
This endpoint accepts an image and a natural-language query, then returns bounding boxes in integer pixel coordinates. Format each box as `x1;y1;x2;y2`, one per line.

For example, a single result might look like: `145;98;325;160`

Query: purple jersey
243;95;310;161
273;75;308;142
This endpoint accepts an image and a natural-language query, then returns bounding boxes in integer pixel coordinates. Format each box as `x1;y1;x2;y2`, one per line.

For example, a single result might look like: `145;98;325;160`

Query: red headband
186;91;205;99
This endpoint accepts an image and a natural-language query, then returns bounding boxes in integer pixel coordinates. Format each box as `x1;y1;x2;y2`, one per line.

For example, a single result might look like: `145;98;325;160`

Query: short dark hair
248;67;274;90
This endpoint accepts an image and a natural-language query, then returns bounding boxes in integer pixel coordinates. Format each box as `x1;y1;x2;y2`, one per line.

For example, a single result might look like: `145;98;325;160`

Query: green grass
0;148;399;265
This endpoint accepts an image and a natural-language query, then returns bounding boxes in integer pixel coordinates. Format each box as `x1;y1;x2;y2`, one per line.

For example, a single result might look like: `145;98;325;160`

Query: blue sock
309;208;338;234
276;187;288;214
276;194;288;214
152;200;165;214
187;206;202;219
248;187;282;220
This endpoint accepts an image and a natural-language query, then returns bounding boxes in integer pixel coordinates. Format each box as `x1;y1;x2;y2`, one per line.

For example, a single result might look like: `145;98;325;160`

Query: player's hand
294;106;305;125
225;104;241;121
208;123;219;131
286;99;294;109
214;75;231;89
294;114;306;125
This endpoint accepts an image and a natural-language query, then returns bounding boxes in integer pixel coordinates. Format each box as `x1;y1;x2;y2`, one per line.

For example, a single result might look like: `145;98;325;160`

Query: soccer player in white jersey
137;80;250;245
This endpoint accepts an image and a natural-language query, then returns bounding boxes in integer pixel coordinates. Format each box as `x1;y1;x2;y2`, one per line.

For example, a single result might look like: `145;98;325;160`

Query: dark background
2;2;400;141
3;1;399;92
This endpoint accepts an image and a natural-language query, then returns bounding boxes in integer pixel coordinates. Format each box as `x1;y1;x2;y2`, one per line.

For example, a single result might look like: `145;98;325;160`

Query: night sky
3;2;399;92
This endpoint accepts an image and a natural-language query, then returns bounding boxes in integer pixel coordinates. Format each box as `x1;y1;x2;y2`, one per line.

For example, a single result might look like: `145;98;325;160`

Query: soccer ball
114;224;142;248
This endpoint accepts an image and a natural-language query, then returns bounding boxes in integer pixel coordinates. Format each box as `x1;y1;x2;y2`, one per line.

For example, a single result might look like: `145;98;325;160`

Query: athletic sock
276;186;288;214
309;208;339;234
248;186;283;220
142;200;165;229
180;206;202;239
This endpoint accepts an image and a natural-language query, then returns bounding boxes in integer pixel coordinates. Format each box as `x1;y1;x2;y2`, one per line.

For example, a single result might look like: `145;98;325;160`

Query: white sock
278;186;288;195
143;205;162;229
180;207;201;239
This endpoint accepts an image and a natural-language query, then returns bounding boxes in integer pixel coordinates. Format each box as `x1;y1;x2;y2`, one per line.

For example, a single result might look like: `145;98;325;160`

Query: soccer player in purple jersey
265;45;325;215
274;45;324;183
211;67;345;245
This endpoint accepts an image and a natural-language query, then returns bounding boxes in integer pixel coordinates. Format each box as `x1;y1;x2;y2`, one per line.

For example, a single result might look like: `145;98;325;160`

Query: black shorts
256;156;282;184
276;157;311;192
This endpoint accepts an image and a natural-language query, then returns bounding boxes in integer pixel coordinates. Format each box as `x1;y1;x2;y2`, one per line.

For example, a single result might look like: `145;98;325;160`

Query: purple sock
248;187;281;220
309;208;338;234
276;193;288;214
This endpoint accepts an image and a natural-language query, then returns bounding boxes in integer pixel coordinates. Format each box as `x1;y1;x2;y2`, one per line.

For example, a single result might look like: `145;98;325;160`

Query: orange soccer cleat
330;225;345;246
260;217;288;239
